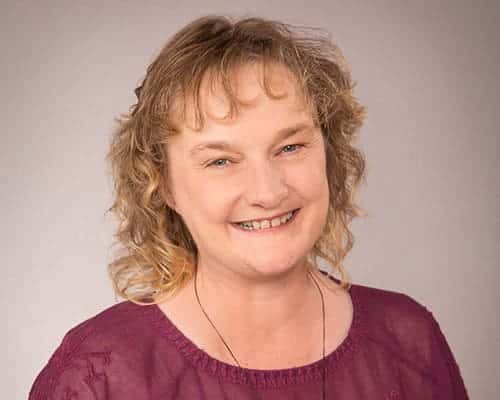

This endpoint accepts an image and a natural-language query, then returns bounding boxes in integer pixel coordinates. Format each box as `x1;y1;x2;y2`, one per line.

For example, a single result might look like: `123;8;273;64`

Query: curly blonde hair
106;15;368;305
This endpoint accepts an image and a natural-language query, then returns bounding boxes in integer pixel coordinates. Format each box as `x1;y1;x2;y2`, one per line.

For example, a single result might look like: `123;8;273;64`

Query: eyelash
205;143;306;169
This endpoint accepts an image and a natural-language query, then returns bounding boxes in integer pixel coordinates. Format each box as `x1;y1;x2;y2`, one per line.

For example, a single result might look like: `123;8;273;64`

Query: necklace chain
193;266;327;398
193;268;242;367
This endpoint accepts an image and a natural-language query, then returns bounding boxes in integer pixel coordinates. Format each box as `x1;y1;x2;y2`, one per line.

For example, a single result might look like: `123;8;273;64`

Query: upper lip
233;209;298;224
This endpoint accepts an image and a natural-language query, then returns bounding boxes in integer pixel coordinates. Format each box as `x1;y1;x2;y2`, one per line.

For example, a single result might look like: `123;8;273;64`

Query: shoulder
350;282;437;354
351;281;431;323
350;282;456;373
349;282;469;396
57;300;157;354
29;301;159;399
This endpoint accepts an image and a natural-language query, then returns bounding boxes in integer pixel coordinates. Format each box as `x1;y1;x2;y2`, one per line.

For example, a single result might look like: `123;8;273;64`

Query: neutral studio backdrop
2;1;499;399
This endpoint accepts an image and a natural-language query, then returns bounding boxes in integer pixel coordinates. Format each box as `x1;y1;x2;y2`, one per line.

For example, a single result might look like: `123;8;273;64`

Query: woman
29;15;469;399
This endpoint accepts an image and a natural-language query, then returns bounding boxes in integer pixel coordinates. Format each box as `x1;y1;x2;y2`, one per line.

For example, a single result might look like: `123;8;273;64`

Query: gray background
2;1;499;399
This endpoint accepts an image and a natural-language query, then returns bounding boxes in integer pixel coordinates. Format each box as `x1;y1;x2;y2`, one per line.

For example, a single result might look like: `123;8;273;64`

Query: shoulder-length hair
106;15;368;305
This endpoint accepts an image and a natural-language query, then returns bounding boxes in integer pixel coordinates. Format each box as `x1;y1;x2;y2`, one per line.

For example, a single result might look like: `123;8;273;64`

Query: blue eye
281;143;305;153
207;159;230;168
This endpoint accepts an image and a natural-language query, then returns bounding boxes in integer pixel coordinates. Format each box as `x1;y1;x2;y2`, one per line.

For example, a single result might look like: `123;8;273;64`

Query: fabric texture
29;273;470;399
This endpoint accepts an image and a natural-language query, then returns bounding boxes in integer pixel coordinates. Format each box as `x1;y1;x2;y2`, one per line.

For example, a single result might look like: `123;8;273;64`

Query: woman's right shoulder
52;300;156;353
28;300;160;400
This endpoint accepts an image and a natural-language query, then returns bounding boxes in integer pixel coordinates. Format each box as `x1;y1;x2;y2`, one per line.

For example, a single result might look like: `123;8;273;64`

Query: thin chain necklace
193;267;327;399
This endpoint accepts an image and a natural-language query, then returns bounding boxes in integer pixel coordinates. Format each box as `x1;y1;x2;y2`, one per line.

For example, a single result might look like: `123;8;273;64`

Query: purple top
29;275;469;399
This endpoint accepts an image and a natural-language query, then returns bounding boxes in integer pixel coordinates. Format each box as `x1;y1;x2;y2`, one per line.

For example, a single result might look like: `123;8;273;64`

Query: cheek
291;152;328;199
178;175;235;222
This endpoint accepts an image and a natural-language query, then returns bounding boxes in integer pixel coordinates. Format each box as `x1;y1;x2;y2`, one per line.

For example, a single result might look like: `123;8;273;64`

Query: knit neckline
143;270;367;389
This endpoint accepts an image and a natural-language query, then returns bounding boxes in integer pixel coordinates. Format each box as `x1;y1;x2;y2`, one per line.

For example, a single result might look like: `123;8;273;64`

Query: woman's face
164;63;330;279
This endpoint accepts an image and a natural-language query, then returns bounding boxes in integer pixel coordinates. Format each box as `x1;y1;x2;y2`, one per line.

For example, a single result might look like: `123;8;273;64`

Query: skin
159;62;353;369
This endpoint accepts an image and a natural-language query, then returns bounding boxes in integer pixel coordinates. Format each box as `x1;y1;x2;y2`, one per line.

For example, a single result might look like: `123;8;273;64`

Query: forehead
172;62;313;133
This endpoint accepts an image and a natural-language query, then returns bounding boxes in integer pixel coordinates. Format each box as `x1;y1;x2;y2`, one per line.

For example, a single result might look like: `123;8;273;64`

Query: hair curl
106;15;368;305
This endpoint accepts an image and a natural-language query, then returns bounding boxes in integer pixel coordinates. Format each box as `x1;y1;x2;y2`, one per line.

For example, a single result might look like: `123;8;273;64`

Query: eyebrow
189;122;314;158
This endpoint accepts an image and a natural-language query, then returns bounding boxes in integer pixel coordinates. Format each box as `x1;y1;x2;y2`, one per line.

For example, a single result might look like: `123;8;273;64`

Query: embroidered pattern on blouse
385;389;400;399
29;323;112;399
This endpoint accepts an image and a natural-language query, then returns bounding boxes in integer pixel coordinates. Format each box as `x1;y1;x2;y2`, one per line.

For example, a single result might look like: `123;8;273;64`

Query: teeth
237;210;295;230
279;213;291;224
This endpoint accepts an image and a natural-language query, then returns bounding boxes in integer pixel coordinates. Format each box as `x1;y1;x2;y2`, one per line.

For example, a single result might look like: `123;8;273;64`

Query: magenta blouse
29;275;470;399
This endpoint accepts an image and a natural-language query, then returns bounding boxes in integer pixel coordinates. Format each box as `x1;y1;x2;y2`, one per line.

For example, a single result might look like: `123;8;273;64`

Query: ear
160;183;177;211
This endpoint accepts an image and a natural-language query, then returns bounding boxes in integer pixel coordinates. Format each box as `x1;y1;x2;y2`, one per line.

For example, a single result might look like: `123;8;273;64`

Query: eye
205;158;232;168
280;143;305;154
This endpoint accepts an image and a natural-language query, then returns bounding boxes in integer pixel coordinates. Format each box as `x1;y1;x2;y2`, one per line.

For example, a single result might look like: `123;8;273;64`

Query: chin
243;254;306;277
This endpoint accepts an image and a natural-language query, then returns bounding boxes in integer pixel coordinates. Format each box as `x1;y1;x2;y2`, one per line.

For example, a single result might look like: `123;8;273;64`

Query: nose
243;159;289;208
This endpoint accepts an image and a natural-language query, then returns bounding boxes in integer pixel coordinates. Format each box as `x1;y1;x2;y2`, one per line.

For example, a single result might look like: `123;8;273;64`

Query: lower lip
230;208;301;234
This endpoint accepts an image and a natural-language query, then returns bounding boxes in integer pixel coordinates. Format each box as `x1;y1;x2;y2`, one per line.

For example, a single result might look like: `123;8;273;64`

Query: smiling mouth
231;208;300;232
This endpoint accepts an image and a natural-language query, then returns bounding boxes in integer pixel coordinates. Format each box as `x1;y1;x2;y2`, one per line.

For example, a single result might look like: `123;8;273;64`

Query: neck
192;257;321;350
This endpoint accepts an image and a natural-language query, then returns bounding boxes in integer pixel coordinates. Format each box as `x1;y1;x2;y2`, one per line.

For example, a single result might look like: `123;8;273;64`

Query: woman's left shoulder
350;282;470;398
352;281;431;316
350;282;438;342
350;282;460;369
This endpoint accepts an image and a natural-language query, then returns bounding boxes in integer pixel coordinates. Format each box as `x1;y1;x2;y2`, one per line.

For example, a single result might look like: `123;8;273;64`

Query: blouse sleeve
28;328;111;400
425;309;470;399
